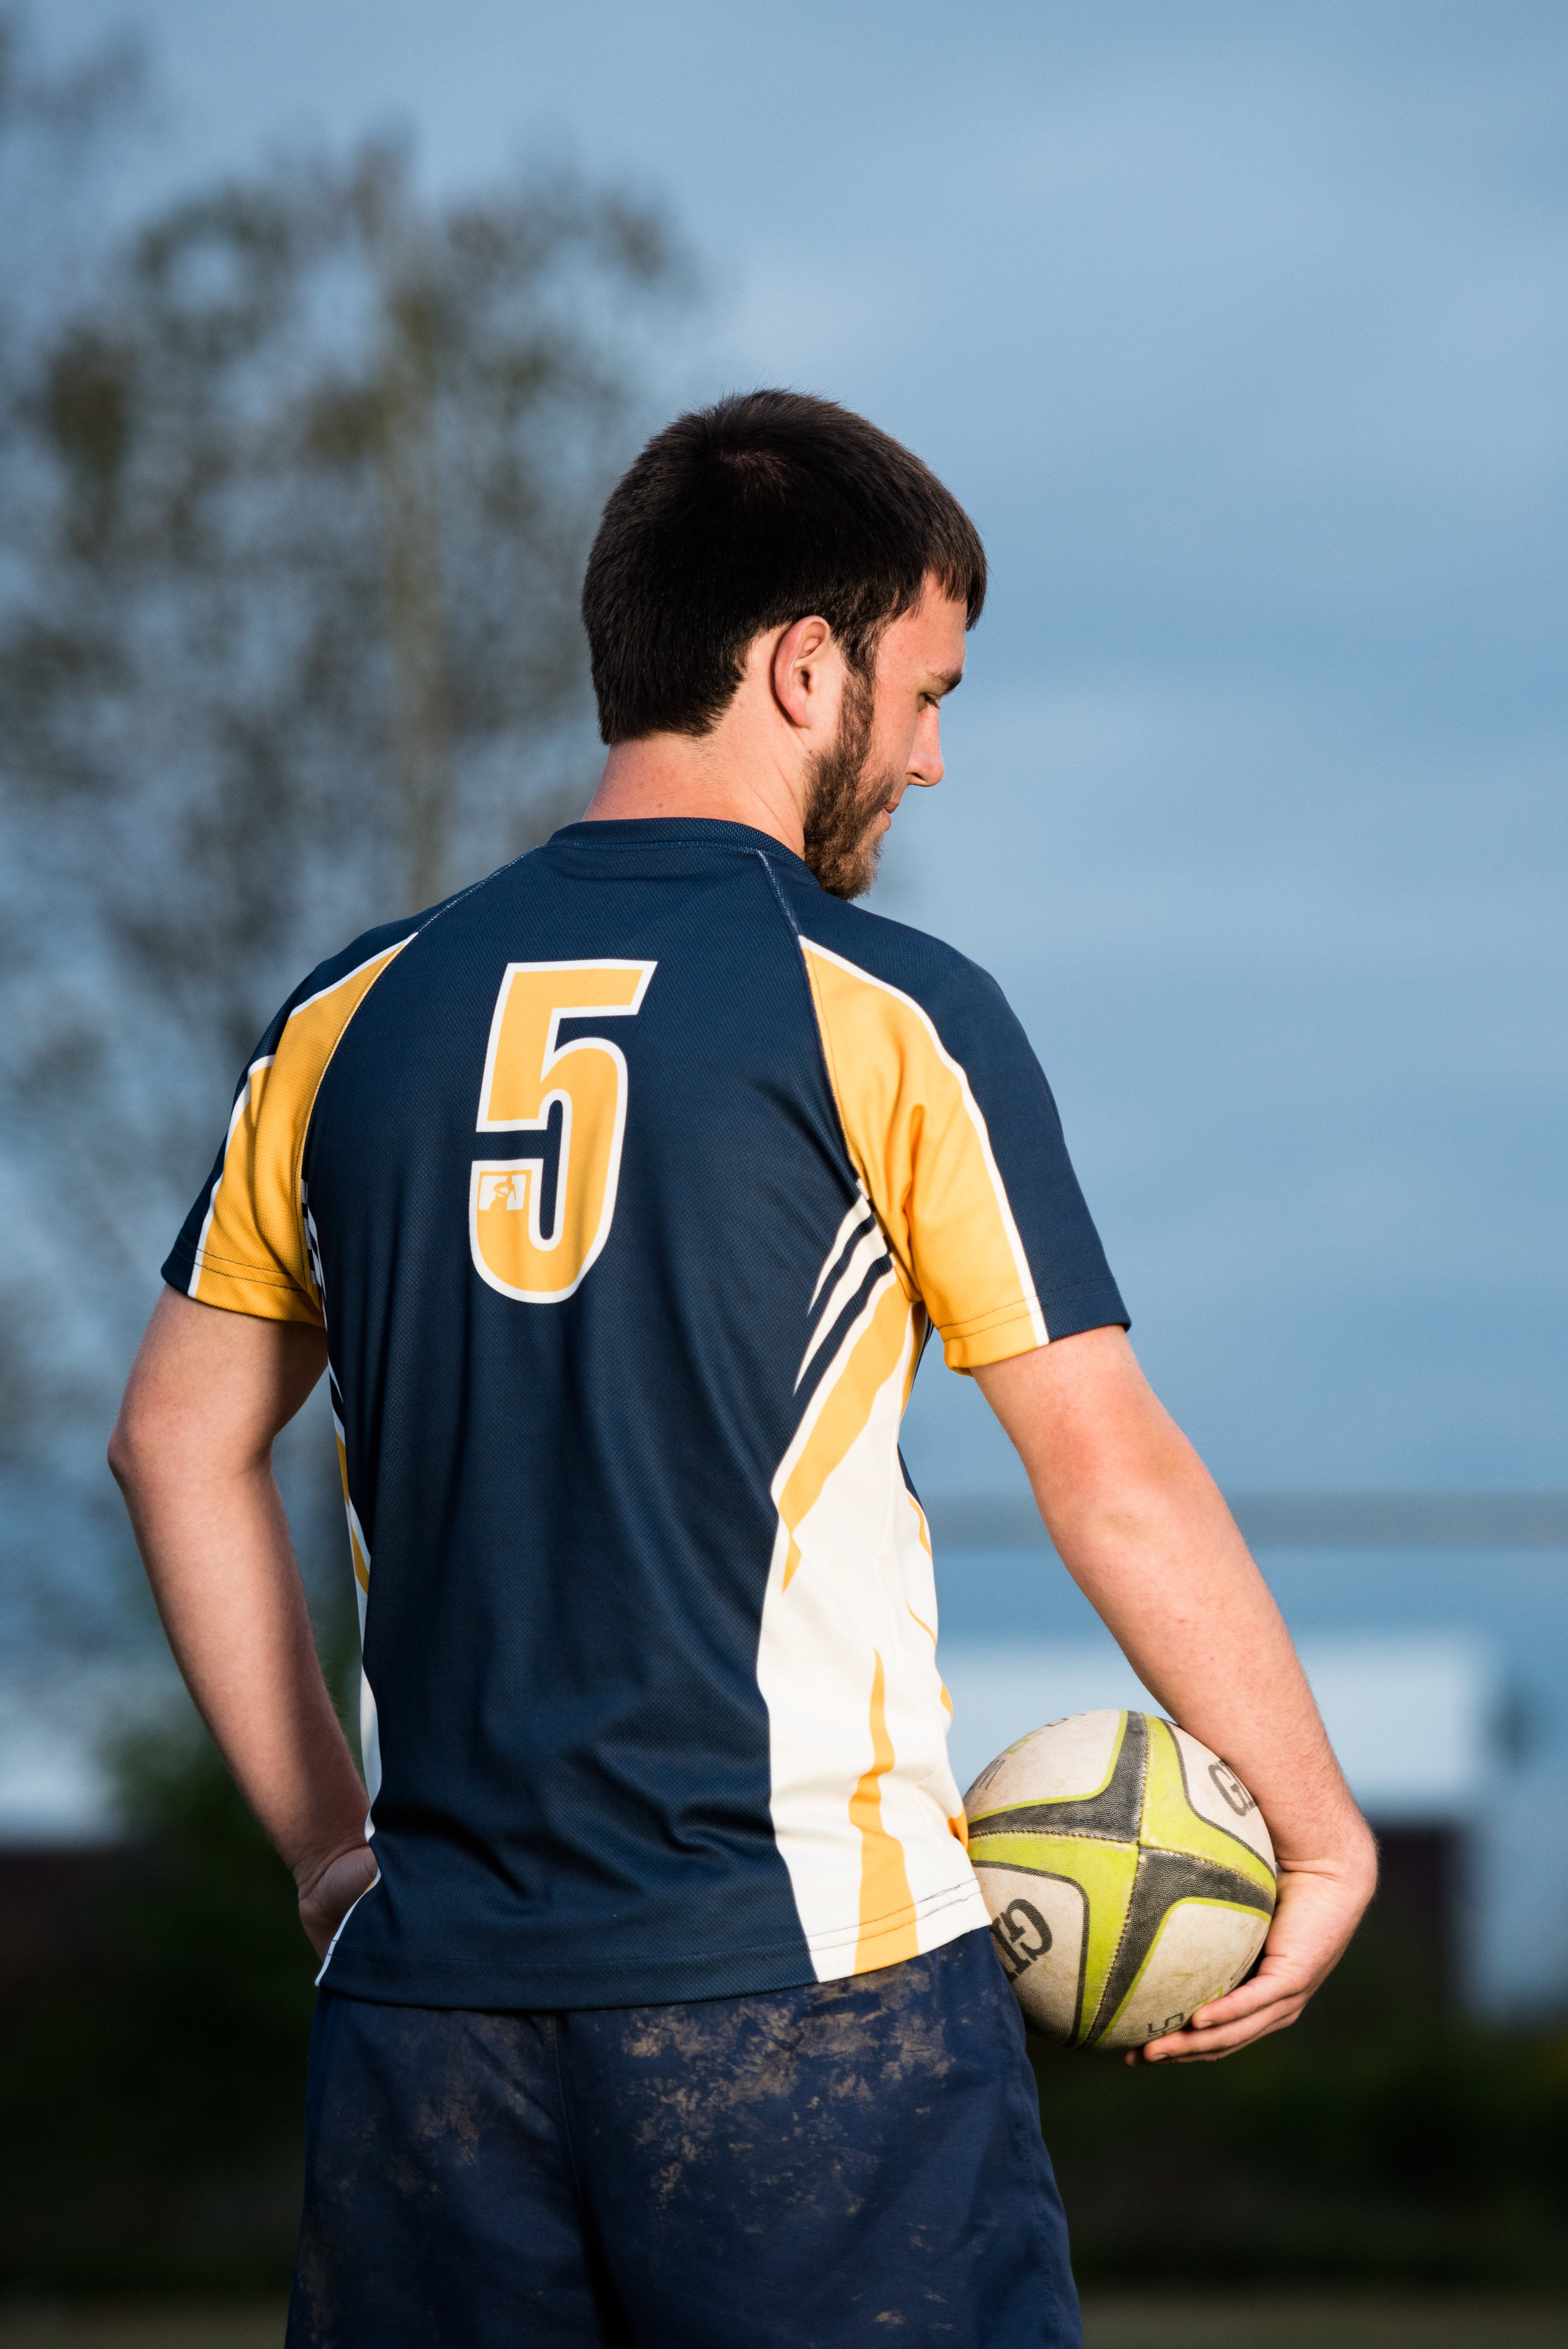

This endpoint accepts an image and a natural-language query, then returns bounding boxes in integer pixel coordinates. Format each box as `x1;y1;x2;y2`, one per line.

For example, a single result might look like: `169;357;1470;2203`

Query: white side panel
756;1302;987;1976
354;1578;382;1807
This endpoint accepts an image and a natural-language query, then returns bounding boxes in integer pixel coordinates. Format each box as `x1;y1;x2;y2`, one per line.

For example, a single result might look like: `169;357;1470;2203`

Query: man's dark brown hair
581;390;987;744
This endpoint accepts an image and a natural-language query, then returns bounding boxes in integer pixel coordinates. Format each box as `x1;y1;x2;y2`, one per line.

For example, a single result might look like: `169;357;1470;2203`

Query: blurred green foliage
0;1727;313;2293
1039;1930;1568;2289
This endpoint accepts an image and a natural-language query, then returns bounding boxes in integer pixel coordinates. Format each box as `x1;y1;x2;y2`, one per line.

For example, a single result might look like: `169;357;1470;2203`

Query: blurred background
1;3;1564;2340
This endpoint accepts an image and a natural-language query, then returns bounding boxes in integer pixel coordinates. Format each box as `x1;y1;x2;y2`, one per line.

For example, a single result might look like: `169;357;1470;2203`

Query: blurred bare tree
0;5;694;1656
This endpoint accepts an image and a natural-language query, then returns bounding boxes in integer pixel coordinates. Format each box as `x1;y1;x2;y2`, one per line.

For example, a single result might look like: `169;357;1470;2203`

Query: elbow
106;1419;135;1494
107;1404;149;1497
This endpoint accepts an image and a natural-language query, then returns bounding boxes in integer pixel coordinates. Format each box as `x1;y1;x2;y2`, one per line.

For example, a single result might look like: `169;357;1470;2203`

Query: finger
1194;1947;1328;2013
1133;1996;1306;2064
1189;1983;1310;2038
1187;1971;1313;2028
1116;1979;1294;2063
1150;2012;1304;2062
1138;1984;1308;2057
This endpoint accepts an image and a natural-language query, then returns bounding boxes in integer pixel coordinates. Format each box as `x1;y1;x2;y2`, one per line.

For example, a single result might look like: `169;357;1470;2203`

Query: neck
581;731;807;857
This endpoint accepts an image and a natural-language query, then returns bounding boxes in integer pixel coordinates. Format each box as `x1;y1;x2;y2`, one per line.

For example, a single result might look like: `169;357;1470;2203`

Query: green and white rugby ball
964;1709;1277;2050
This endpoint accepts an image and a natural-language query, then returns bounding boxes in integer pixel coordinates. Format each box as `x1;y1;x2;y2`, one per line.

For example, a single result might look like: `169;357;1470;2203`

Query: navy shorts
285;1926;1081;2347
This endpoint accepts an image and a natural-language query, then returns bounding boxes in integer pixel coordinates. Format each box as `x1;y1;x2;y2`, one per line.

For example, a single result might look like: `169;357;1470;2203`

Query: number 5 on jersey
470;960;657;1302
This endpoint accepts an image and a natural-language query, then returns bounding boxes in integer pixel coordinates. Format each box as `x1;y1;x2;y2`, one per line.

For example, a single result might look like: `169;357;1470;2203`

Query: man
110;391;1375;2346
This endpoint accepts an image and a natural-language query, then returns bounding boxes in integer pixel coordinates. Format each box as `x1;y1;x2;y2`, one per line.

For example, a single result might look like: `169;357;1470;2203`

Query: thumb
297;1840;379;1959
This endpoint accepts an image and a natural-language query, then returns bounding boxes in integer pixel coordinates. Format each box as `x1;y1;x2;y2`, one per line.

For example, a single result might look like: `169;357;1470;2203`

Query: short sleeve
162;928;416;1321
800;933;1127;1372
163;1046;323;1322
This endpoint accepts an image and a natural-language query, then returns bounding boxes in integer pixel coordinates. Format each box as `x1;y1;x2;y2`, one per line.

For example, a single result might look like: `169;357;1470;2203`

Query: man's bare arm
108;1287;376;1959
974;1326;1377;2063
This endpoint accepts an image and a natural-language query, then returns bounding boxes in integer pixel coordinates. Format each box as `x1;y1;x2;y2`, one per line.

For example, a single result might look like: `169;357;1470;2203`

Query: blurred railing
924;1492;1568;1550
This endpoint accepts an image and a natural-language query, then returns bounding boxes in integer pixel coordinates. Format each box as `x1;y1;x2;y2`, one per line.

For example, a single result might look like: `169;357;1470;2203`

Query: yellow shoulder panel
800;938;1047;1371
186;941;410;1321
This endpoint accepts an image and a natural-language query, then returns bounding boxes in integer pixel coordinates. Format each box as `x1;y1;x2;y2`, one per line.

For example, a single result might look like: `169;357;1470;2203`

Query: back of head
582;390;986;745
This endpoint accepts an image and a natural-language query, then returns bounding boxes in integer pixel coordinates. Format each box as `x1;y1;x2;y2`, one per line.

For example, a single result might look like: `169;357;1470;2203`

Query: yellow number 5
470;960;657;1302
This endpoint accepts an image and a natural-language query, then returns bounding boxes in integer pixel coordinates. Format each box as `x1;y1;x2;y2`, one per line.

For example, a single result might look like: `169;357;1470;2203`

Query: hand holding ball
963;1710;1276;2050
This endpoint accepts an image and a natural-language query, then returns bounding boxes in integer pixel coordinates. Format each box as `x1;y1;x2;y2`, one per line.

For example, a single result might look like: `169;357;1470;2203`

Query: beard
801;672;902;901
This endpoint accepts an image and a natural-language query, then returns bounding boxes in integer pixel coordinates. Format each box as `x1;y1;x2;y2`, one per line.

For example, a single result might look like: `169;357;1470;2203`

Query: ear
770;614;841;736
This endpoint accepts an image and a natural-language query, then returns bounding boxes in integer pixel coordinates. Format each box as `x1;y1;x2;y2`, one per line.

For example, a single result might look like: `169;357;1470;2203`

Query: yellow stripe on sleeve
188;941;410;1320
800;938;1048;1371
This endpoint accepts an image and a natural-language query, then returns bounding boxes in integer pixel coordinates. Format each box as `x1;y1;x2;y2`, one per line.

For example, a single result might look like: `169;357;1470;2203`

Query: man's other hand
112;1290;374;1965
297;1838;381;1962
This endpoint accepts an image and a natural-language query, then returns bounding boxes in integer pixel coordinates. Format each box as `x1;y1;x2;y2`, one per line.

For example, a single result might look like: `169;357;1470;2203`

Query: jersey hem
320;1929;826;2015
946;1288;1130;1372
803;1874;991;1978
944;1307;1051;1372
317;1880;990;2013
161;1252;323;1325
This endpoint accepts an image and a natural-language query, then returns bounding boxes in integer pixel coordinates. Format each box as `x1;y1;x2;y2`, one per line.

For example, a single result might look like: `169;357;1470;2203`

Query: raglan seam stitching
166;1246;309;1292
286;948;420;1303
753;853;869;1209
941;1298;1048;1340
284;871;509;1293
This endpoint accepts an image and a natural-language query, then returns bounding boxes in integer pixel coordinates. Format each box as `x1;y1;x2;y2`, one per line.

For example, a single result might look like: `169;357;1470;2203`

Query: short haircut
581;390;987;744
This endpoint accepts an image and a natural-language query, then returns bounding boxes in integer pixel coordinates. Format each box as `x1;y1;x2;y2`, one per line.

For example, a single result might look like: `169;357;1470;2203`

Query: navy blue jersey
165;819;1127;2009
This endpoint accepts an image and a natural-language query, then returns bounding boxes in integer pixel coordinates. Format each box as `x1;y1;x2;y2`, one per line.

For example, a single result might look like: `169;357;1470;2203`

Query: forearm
975;1328;1375;2060
112;1443;368;1883
975;1332;1374;1885
1043;1447;1369;1879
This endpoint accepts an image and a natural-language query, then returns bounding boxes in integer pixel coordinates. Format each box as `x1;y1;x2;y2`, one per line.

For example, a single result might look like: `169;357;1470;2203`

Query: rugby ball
964;1709;1276;2050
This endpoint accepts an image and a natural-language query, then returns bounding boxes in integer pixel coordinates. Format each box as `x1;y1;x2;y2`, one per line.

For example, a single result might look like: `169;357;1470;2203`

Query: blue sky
52;0;1568;1496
